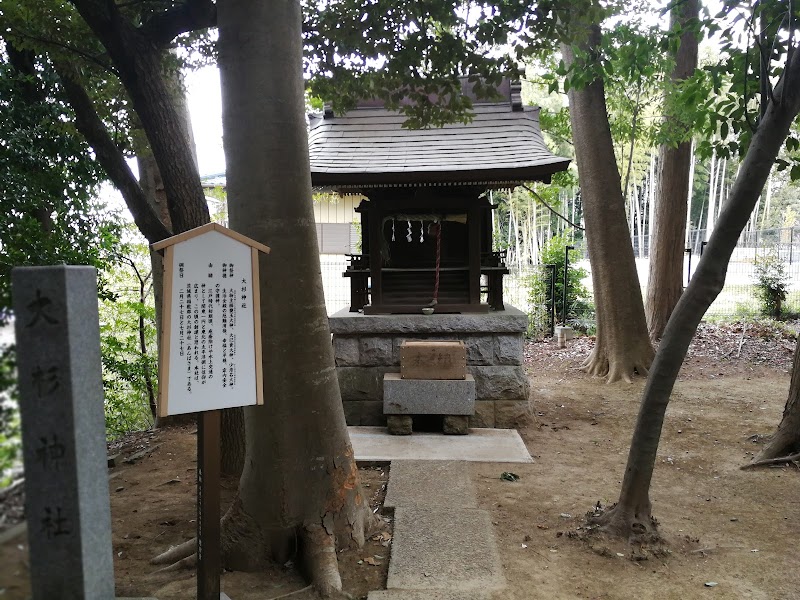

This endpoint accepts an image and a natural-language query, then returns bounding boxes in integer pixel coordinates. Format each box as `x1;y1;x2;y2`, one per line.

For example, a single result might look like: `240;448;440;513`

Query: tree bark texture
596;50;800;538
752;334;800;462
57;64;171;244
70;0;210;234
220;406;245;476
217;0;377;593
562;26;654;383
646;0;700;341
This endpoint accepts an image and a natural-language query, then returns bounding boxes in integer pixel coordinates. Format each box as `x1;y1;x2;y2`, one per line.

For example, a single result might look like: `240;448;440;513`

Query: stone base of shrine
329;306;531;429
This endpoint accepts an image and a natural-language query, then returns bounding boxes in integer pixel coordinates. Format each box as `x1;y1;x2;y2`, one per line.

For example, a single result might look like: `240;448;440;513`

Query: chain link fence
320;226;800;335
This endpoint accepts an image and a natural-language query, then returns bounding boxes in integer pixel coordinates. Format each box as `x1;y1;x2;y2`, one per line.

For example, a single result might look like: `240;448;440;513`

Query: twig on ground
741;451;800;469
736;325;748;358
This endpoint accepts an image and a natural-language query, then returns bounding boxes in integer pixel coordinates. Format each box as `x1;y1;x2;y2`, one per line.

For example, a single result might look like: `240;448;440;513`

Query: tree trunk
70;0;211;233
647;153;656;256
562;25;654;383
706;150;717;239
684;139;696;247
217;0;377;593
220;406;245;476
751;334;800;463
594;48;800;539
645;0;699;341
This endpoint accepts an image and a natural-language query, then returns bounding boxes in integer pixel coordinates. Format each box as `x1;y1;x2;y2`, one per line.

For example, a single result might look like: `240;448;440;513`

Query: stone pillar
12;266;114;600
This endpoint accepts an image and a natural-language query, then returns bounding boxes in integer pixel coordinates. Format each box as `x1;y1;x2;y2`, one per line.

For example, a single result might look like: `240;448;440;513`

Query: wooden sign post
153;223;270;600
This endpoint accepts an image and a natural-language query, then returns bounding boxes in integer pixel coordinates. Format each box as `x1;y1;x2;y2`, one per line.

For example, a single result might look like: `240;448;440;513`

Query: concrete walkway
349;426;532;463
368;460;505;600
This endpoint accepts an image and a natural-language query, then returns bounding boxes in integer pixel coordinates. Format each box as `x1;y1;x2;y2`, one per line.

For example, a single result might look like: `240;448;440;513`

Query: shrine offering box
400;340;466;380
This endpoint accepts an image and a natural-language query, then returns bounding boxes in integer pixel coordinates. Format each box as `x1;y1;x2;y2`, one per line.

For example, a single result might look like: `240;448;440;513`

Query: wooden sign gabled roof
151;222;271;254
308;104;571;189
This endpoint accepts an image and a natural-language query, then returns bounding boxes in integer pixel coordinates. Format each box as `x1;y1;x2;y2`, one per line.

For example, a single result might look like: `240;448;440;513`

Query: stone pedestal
330;307;531;428
443;415;470;435
387;415;413;435
383;373;475;415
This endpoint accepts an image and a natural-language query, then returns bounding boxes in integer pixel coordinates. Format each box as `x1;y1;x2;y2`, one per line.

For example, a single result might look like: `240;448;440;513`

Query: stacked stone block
329;307;531;428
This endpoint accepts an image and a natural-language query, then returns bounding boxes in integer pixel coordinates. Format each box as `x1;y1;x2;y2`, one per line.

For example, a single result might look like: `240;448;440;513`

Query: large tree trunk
594;48;800;539
220;407;245;476
217;0;377;594
749;334;800;465
562;24;654;383
646;0;700;341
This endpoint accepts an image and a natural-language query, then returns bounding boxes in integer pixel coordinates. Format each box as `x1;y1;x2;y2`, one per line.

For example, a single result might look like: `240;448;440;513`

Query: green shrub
100;294;157;439
753;249;789;319
527;233;591;328
0;345;21;486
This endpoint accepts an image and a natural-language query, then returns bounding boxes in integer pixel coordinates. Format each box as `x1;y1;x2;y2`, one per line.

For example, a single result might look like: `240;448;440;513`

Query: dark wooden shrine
309;80;570;314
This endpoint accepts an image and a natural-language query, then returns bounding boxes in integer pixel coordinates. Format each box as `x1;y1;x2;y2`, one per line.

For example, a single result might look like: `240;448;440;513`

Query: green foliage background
527;233;591;332
99;241;158;439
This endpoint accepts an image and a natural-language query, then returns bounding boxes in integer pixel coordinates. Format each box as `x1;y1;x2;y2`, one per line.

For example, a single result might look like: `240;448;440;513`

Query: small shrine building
311;80;570;428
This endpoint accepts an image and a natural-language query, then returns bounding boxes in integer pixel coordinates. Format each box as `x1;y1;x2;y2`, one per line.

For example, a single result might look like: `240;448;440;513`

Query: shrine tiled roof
307;104;570;188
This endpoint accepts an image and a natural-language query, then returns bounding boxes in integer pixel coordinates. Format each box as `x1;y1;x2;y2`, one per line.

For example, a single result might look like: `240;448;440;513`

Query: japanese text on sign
160;228;261;416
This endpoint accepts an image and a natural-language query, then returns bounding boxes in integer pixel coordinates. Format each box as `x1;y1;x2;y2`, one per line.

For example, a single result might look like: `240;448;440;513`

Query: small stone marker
400;340;466;380
12;266;114;600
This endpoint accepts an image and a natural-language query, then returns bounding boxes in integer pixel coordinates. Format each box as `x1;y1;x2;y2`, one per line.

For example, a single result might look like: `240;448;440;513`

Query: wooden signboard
153;223;270;417
400;340;466;380
153;223;269;600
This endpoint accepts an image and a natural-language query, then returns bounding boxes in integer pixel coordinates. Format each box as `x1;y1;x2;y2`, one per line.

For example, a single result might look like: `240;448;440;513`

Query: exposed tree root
150;493;376;597
586;502;660;542
302;523;342;597
564;502;669;562
152;552;197;573
581;345;652;384
742;451;800;469
150;538;196;569
745;422;800;468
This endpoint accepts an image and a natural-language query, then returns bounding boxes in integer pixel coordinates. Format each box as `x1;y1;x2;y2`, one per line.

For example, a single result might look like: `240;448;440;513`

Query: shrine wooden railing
343;254;370;312
481;250;509;310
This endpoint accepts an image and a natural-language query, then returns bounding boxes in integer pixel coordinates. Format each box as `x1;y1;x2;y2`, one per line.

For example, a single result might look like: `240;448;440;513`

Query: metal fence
320;255;351;315
571;226;800;319
319;257;559;334
320;226;800;334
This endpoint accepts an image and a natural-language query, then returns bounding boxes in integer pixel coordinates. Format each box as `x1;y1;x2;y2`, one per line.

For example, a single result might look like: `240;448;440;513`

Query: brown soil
476;329;799;600
0;428;391;600
2;321;798;599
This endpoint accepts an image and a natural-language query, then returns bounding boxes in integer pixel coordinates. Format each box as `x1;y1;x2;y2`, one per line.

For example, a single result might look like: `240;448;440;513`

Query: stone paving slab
387;506;505;593
368;591;491;600
385;460;477;509
349;426;532;463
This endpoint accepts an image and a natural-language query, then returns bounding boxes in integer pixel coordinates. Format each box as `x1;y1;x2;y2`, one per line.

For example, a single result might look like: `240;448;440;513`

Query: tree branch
54;62;172;243
8;29;117;75
140;0;217;48
520;184;584;230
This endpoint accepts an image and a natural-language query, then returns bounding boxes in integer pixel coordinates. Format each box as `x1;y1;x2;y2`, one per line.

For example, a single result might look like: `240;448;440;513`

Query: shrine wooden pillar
468;203;481;305
368;204;383;308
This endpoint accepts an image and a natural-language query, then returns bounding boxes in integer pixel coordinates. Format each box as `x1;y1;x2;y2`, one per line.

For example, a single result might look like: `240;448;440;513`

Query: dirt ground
477;325;799;600
0;429;390;600
1;321;798;599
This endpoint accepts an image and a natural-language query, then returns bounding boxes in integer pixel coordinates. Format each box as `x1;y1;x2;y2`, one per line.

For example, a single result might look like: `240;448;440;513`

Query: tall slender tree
562;8;655;383
646;0;700;341
593;0;800;538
